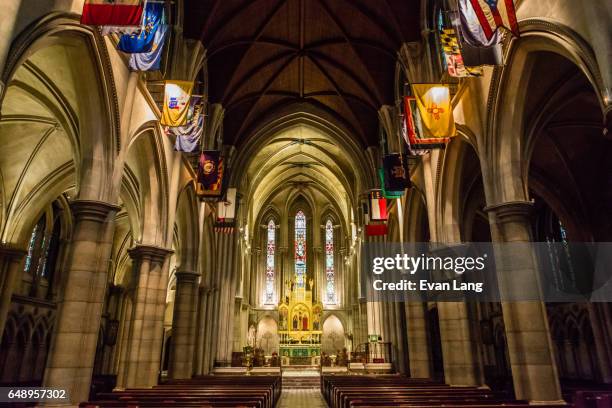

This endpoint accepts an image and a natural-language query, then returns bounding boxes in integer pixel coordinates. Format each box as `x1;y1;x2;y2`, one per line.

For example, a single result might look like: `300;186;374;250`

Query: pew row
80;375;281;408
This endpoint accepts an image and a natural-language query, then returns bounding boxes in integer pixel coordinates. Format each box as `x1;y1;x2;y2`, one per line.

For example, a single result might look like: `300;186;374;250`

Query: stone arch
125;123;170;246
486;20;608;205
0;14;119;247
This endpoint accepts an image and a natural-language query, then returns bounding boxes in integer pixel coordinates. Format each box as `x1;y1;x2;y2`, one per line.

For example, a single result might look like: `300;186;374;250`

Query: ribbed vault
242;122;364;235
183;0;421;147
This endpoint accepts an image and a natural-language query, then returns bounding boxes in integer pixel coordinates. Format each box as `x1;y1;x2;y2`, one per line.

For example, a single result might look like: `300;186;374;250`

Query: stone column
437;301;482;386
121;245;172;388
0;245;26;335
214;231;239;367
202;287;218;374
194;285;208;375
390;302;408;373
485;201;563;403
169;270;200;379
43;200;120;406
429;245;483;387
405;301;432;378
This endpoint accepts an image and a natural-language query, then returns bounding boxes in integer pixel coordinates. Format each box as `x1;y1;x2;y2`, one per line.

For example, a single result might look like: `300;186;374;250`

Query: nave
0;0;611;407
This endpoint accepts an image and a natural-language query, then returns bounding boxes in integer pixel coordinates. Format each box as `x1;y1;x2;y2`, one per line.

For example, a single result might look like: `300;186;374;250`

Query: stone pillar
202;287;218;374
485;201;563;403
391;302;408;373
194;285;208;375
405;301;432;378
43;200;120;406
437;301;482;386
428;245;483;387
214;231;239;366
169;270;200;379
0;245;26;335
120;245;172;388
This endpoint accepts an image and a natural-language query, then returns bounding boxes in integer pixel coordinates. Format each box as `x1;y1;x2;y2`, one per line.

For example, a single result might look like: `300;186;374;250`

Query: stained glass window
325;219;336;304
265;219;276;304
24;216;45;274
294;210;306;289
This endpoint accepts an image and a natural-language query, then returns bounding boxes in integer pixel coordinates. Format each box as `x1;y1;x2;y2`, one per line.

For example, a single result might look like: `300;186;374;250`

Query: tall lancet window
265;219;276;304
294;210;307;289
325;219;336;304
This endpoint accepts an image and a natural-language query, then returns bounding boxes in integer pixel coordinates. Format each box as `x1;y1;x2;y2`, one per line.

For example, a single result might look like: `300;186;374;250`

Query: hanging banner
128;24;168;71
409;84;456;140
169;96;204;152
161;80;193;126
217;188;237;220
379;169;403;199
366;223;388;237
369;191;388;221
403;96;448;150
81;0;143;26
458;0;499;47
197;151;224;197
117;2;164;53
383;154;411;192
468;0;520;40
440;28;483;77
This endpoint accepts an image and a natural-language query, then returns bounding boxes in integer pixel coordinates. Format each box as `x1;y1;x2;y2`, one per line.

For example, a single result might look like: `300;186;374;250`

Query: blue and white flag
117;2;164;53
128;24;168;71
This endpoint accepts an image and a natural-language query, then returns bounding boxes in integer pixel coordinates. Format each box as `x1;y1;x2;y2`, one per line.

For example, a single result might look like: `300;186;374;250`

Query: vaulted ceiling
183;0;422;147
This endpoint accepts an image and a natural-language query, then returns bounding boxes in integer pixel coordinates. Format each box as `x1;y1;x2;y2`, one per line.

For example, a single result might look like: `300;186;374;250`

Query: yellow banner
410;84;456;139
161;80;193;126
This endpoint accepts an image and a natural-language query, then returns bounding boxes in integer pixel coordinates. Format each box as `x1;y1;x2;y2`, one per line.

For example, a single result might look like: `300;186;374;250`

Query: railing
352;341;393;364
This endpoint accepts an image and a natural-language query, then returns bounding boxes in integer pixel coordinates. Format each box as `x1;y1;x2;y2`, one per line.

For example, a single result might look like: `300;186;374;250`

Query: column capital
175;270;200;282
128;245;173;264
71;199;121;222
484;200;533;221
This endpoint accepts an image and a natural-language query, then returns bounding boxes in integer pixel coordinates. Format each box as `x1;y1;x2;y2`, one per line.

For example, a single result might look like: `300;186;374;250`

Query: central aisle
277;389;328;408
279;366;328;407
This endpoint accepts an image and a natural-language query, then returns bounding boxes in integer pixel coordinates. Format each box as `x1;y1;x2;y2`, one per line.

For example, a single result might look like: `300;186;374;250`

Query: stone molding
70;199;121;223
128;244;174;264
484;200;534;222
175;270;200;282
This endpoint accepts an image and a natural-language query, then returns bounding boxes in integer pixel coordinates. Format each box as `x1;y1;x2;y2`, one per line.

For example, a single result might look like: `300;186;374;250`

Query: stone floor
277;388;328;408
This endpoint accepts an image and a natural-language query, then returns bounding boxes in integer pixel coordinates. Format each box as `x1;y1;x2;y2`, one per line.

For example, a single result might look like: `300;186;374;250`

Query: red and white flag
81;0;144;26
468;0;519;40
370;191;388;221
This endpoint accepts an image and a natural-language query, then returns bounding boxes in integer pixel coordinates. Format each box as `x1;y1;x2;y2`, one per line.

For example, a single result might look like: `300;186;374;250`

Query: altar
278;278;323;364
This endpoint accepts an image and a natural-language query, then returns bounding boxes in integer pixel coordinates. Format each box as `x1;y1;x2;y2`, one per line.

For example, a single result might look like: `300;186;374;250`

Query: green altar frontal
280;344;321;358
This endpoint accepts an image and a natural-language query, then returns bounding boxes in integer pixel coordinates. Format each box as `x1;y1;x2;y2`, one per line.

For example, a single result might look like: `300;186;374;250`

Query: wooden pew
322;375;569;408
80;375;281;408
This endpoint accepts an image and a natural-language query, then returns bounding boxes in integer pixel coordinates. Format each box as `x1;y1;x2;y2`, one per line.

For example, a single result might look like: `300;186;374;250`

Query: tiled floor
277;388;328;407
